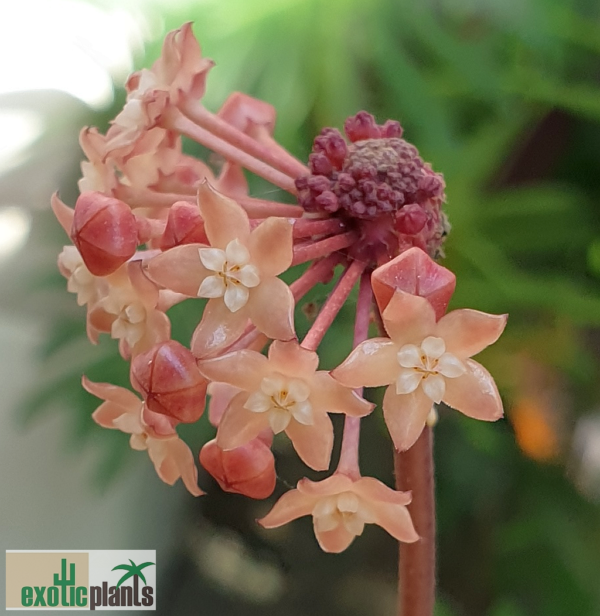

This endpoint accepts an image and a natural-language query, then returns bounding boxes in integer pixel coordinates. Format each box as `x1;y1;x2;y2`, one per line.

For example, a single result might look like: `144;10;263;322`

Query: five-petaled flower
198;340;374;470
333;289;507;451
83;377;203;496
146;181;295;357
259;473;418;553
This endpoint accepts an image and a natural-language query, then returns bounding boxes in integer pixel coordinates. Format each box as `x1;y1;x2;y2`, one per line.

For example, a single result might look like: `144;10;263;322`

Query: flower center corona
244;374;314;433
312;491;375;537
396;336;466;403
197;239;260;312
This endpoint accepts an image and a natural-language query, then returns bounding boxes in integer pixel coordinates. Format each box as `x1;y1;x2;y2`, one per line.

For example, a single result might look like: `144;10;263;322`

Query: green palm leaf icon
111;560;155;588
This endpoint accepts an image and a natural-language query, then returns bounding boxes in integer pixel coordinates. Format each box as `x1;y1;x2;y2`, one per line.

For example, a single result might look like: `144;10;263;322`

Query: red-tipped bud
199;438;276;499
71;192;138;276
396;203;428;235
130;340;207;423
371;247;456;320
160;202;207;250
344;111;382;142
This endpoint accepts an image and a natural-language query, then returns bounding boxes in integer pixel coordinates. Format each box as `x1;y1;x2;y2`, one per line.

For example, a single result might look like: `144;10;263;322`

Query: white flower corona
197;239;260;312
312;491;375;537
396;336;466;403
244;374;314;433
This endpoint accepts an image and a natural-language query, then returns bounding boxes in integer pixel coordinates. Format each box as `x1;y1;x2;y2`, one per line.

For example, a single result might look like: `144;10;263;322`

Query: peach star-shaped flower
259;473;418;553
146;180;295;357
332;289;507;451
198;340;373;471
83;377;203;496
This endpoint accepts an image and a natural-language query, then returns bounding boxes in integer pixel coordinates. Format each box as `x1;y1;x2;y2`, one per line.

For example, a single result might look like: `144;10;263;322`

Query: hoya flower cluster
53;23;506;553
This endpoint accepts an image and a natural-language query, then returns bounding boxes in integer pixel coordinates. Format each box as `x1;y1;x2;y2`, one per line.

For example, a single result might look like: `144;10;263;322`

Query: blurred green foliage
25;0;600;614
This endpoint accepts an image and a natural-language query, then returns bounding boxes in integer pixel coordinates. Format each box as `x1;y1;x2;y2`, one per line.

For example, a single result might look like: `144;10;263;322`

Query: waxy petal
443;359;504;421
297;474;353;497
207;382;241;427
259;489;317;528
51;192;74;236
437;353;466;378
199;349;268;391
198;275;226;298
224;283;250;312
381;291;436;345
372;502;419;543
198;247;226;271
197;181;250;247
248;217;293;277
352;477;412;506
217;392;270;450
396;370;423;395
435;310;508;358
314;525;356;553
383;386;433;452
309;372;374;417
146;244;210;296
332;338;400;388
225;238;250;265
147;437;204;496
421;336;445;359
268;340;318;378
421;374;446;403
191;298;249;358
246;277;295;341
397;344;422;368
286;411;334;471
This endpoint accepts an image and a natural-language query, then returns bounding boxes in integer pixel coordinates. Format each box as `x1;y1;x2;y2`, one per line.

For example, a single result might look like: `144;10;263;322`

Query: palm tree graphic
111;560;155;588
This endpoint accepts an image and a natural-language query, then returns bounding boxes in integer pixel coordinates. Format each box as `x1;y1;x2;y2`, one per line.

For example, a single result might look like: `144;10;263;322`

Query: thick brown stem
394;427;436;616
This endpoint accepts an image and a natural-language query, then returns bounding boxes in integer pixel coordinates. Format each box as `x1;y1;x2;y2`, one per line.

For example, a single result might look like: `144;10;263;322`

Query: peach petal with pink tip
248;217;293;278
82;376;140;409
285;411;334;471
331;338;400;388
443;359;504;421
148;438;204;496
314;525;356;553
51;193;74;236
216;162;248;197
198;350;269;392
258;489;317;528
217;392;271;450
297;474;353;496
383;386;433;452
207;382;242;427
145;244;210;297
197;181;250;248
381;291;436;345
371;247;456;319
352;477;412;506
246;277;295;342
309;372;373;417
191;299;249;358
435;310;508;358
128;260;160;307
267;340;318;377
218;92;276;135
87;305;116;334
371;502;419;543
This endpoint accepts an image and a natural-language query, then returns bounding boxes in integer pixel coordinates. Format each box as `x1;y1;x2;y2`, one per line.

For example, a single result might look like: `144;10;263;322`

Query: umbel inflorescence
53;23;506;554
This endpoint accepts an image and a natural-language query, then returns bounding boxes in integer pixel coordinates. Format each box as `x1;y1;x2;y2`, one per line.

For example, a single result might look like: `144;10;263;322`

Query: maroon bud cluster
296;111;449;262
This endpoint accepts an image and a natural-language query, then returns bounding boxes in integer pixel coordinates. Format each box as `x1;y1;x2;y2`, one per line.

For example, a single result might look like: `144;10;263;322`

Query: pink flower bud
130;340;207;423
396;203;428;235
199;438;276;499
71;192;138;276
160;202;207;250
344;111;382;142
371;247;456;320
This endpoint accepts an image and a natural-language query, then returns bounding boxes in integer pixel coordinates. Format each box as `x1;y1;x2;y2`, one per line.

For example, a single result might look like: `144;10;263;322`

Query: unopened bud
71;192;138;276
131;340;207;423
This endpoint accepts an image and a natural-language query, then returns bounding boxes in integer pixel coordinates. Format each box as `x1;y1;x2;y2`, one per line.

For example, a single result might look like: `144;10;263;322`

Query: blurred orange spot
511;396;560;461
